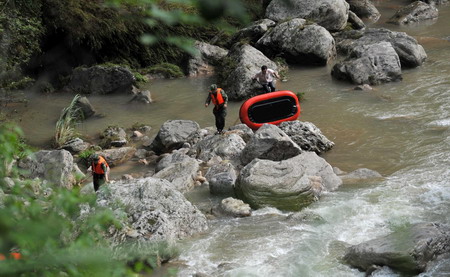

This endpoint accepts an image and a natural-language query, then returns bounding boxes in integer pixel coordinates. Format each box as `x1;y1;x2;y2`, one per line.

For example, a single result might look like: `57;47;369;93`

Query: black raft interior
248;96;298;124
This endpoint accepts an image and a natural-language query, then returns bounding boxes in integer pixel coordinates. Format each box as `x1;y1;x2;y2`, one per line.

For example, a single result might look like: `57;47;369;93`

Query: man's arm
205;93;211;107
221;90;228;107
101;163;109;182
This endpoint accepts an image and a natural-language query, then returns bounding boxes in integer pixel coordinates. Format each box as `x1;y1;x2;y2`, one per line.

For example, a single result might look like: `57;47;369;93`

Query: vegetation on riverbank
0;0;263;92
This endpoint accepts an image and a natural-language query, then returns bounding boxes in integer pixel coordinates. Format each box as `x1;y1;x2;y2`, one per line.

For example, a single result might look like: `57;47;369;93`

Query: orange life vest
92;156;109;174
211;88;225;106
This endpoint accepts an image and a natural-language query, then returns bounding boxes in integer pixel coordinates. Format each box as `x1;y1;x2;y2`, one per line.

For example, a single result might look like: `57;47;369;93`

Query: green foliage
143;62;184;78
0;2;44;89
54;94;83;149
296;91;305;102
0;124;175;276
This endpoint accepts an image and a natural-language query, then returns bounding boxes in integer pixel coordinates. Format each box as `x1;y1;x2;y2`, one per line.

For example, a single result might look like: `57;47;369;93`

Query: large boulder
153;153;200;192
150;120;201;154
343;223;450;275
256;19;336;65
236;152;342;211
196;133;246;166
97;177;208;243
345;0;380;21
266;0;349;32
61;138;90;154
240;124;302;165
100;126;128;148
331;41;402;85
279;121;335;154
187;41;228;77
18;150;84;188
74;96;96;119
220;44;278;100
336;28;427;68
387;1;438;25
67;65;135;94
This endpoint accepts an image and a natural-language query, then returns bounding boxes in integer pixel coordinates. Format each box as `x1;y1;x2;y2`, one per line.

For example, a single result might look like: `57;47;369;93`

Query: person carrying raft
252;65;280;94
205;84;228;135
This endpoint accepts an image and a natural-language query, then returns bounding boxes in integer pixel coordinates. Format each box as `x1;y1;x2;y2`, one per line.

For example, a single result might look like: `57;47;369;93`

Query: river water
4;1;450;276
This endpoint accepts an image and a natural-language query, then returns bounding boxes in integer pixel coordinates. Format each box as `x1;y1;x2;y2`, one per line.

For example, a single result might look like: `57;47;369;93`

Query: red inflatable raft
239;90;301;130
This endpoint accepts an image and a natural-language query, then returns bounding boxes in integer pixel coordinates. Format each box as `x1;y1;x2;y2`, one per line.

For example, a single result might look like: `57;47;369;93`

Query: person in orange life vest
205;84;228;135
252;65;280;94
87;154;110;191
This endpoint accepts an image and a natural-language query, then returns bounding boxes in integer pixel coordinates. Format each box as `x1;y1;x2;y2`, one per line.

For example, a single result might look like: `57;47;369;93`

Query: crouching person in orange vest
87;154;110;191
205;84;228;135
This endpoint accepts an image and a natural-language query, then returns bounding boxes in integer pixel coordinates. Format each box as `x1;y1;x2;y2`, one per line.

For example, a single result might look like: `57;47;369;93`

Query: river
5;0;450;276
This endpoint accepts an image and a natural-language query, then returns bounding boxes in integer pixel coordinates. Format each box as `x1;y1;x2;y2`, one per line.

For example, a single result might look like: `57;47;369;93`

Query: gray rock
196;133;246;166
97;177;208;243
279;121;335;154
150;120;201;154
337;28;427;68
75;96;96;119
241;124;302;165
227;124;254;143
187;41;228;77
332;41;402;85
236;152;342;211
67;65;135;94
18;150;83;188
344;222;450;275
388;1;438;25
339;168;382;181
256;19;336;65
97;147;136;167
100;126;128;148
346;0;380;21
153;155;200;192
220;197;252;217
205;161;237;195
347;11;365;30
129;88;152;104
220;44;278;100
228;19;277;46
61;138;89;154
266;0;349;32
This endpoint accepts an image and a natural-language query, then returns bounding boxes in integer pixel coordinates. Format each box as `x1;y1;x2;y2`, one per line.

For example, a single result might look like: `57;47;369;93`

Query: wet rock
61;138;89;154
279;121;335;154
220;44;278;100
343;222;450;275
74;96;96;119
266;0;349;32
129;89;152;104
256;19;336;65
339;168;383;182
354;84;373;91
286;210;326;223
100;126;128;148
240;124;302;165
346;0;380;21
67;65;135;94
219;197;252;217
187;41;228;77
388;1;438;25
205;161;237;195
150;120;201;154
236;152;342;211
96;177;208;243
331;41;402;85
18;149;84;188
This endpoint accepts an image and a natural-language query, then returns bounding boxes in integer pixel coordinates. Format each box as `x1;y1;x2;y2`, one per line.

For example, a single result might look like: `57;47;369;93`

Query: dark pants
213;105;227;132
93;173;106;191
261;82;276;94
